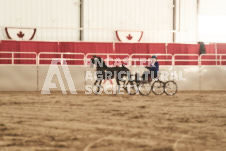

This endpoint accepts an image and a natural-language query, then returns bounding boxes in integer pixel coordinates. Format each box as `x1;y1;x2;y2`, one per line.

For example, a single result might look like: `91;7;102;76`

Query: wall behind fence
82;0;174;42
174;0;198;43
0;0;80;41
0;0;199;43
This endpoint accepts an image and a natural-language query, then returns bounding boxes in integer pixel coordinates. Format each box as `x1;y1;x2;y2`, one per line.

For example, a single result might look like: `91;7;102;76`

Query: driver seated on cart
142;55;159;81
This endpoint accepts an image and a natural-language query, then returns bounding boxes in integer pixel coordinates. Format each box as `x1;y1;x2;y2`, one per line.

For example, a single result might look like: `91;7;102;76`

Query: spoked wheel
126;81;138;95
93;85;103;95
164;81;177;95
139;81;152;96
151;80;165;95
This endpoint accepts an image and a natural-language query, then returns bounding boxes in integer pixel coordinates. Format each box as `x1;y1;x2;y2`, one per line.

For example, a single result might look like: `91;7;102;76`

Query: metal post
12;53;14;65
220;55;222;66
107;54;109;66
215;43;218;65
113;42;115;53
61;53;63;65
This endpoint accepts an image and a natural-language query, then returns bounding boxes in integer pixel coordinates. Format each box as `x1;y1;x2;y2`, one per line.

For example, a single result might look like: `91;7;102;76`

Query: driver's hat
151;55;157;59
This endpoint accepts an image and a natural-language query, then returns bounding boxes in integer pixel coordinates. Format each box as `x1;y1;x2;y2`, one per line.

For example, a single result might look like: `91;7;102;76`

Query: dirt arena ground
0;91;225;151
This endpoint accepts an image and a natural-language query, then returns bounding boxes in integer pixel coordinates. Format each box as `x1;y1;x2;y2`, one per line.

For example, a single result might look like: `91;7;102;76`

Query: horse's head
90;56;107;68
90;56;96;68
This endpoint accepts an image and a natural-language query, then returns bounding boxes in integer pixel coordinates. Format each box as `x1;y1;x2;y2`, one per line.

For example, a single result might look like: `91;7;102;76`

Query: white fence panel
0;52;226;91
200;66;226;90
0;65;37;91
173;66;200;90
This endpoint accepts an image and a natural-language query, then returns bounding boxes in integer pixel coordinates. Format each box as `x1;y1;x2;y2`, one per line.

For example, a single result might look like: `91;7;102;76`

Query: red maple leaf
126;34;133;40
17;31;24;38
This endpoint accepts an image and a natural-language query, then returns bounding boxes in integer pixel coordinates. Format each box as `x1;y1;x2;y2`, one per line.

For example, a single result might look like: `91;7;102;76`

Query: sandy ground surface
0;91;226;151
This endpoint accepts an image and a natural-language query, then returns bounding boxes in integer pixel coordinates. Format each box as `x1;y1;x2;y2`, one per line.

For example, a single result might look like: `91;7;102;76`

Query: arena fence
200;54;226;65
0;52;226;91
130;54;173;66
2;52;226;66
38;52;86;65
0;52;37;65
173;54;199;65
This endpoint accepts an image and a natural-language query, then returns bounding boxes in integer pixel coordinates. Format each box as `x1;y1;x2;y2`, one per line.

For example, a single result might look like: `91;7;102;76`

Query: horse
90;56;131;94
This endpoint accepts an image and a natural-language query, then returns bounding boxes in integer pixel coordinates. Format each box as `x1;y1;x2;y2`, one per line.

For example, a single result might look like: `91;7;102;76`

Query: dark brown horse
90;56;131;94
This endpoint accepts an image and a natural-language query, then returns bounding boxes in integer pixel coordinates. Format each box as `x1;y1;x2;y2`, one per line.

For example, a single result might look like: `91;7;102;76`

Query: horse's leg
94;80;98;85
96;80;103;93
92;79;99;93
119;76;126;90
123;80;126;90
94;70;104;86
122;75;127;90
116;76;121;94
99;79;102;85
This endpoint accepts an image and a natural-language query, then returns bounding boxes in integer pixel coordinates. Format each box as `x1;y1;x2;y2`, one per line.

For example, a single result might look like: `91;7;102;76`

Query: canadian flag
116;30;143;42
5;27;36;41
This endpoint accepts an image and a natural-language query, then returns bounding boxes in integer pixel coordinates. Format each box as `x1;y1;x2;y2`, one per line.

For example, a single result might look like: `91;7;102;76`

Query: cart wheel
164;81;177;95
139;81;152;96
152;80;165;95
126;81;138;95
